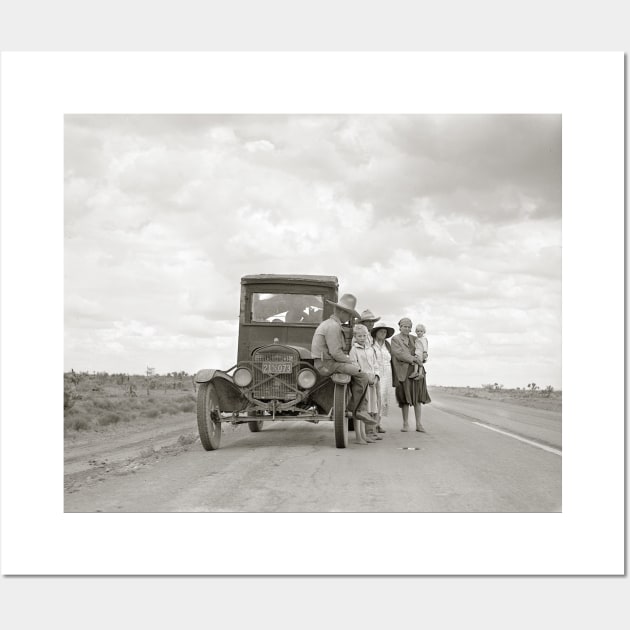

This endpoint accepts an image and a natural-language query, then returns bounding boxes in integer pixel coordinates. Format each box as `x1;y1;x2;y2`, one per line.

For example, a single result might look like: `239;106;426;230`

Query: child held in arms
409;323;428;380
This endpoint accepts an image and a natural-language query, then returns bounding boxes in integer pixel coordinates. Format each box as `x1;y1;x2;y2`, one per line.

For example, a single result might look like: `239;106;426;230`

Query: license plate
261;362;292;374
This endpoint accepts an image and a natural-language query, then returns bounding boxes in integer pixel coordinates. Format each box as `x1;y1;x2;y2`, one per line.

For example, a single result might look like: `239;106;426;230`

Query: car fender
195;368;232;384
195;369;248;412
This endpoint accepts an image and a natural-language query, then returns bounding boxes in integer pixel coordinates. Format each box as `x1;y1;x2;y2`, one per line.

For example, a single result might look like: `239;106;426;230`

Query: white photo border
0;52;624;575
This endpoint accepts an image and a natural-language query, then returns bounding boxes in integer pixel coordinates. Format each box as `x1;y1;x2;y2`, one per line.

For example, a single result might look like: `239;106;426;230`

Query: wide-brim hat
325;293;360;319
359;309;381;323
371;322;395;339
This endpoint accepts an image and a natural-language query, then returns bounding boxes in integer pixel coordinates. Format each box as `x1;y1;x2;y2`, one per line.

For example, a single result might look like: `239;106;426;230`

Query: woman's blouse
392;333;416;362
373;340;391;374
390;333;419;382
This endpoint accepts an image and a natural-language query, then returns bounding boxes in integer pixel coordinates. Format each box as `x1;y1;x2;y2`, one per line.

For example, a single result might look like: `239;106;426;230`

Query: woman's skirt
395;367;431;407
378;368;392;420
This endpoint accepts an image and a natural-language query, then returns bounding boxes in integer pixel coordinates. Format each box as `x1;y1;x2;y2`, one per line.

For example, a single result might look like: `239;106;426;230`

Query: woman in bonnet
390;317;431;432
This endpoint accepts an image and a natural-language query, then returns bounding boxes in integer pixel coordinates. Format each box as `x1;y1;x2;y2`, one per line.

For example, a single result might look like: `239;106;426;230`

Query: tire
248;420;264;432
333;382;348;448
197;382;222;451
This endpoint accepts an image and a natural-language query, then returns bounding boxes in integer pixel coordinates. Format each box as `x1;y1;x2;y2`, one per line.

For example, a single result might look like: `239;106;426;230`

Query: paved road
430;392;562;450
64;391;561;513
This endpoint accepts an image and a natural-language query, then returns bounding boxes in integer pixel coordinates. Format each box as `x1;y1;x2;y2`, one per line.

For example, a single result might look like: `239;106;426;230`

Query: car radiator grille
251;347;299;400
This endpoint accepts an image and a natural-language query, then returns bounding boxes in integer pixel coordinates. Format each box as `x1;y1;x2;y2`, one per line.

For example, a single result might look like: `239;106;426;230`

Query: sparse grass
177;434;197;446
93;399;115;410
98;412;122;426
63;374;198;435
434;386;562;413
64;416;90;431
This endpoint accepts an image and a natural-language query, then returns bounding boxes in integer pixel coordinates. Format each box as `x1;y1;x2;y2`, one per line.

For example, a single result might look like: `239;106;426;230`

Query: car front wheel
197;382;222;450
333;382;348;448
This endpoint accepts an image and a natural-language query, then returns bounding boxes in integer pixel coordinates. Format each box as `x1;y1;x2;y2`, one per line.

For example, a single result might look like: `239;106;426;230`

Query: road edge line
471;421;562;456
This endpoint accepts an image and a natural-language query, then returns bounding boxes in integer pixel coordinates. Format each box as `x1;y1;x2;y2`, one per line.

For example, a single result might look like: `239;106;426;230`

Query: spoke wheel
197;382;222;450
333;382;348;448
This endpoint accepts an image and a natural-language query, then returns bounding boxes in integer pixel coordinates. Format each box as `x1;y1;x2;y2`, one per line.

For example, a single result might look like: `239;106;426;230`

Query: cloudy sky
64;114;561;388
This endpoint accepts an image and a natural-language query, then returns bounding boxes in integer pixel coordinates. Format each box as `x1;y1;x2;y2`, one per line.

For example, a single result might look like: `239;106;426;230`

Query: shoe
373;435;383;440
377;427;386;433
355;411;378;426
416;426;426;433
401;427;408;432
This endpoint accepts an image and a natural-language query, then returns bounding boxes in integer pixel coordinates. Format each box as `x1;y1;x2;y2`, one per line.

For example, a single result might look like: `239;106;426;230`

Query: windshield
251;293;324;324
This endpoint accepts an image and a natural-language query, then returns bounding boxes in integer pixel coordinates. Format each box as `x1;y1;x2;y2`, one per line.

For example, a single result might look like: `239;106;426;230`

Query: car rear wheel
197;382;222;450
248;420;264;432
333;382;348;448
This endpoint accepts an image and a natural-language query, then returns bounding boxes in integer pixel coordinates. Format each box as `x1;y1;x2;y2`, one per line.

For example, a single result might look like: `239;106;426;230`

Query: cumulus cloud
64;114;561;387
245;139;275;153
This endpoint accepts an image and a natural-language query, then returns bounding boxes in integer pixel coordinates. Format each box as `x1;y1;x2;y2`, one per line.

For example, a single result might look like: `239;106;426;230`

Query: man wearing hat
359;309;381;346
311;294;375;427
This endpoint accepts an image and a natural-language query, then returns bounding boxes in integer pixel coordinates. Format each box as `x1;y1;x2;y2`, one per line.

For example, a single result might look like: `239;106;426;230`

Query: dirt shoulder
64;411;201;495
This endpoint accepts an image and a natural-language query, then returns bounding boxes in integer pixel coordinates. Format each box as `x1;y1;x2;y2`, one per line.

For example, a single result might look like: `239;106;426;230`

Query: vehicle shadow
214;420;334;450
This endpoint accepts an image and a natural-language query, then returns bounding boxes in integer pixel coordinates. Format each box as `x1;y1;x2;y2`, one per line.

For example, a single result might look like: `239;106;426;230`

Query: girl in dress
349;324;380;444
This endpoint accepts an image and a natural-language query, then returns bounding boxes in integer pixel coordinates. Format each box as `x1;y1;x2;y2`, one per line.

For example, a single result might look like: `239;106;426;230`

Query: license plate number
261;362;292;374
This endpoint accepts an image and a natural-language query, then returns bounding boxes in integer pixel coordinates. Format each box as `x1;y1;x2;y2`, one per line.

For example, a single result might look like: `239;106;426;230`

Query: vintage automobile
194;274;356;450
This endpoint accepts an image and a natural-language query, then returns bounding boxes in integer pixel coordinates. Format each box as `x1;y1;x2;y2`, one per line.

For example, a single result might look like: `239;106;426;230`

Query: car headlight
233;367;253;387
297;368;317;389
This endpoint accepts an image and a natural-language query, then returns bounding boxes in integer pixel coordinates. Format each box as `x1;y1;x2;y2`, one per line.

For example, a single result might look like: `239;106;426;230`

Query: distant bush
64;389;77;410
127;398;145;410
93;399;114;410
156;403;175;415
63;373;199;433
64;416;90;431
63;378;82;410
98;412;122;426
481;383;504;391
